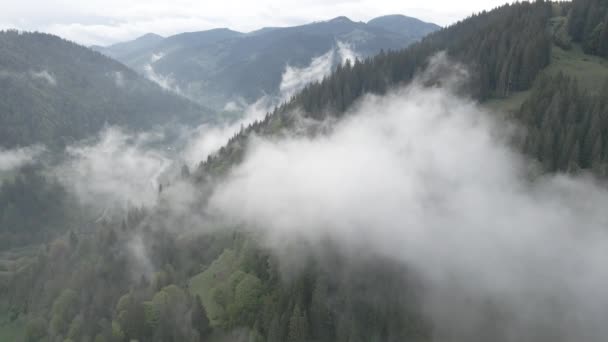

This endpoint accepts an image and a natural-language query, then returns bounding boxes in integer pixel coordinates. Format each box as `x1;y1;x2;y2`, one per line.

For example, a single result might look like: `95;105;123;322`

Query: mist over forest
1;1;608;341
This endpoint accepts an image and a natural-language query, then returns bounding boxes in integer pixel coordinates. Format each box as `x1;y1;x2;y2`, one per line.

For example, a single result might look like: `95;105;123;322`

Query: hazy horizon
0;0;515;46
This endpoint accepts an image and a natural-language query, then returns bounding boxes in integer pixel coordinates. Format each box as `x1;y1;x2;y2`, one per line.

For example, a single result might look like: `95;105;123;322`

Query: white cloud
112;71;126;87
181;96;272;167
206;58;608;339
181;42;356;167
223;101;242;112
0;145;44;172
280;42;359;100
30;70;57;86
0;0;515;45
0;69;57;86
55;127;171;211
143;63;182;94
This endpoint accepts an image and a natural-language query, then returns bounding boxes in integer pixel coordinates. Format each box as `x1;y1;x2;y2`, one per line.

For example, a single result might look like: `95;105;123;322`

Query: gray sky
0;0;513;46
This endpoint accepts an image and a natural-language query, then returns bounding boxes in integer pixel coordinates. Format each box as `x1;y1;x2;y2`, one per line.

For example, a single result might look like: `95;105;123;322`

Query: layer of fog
280;41;359;100
115;42;360;175
0;145;44;172
143;52;185;96
36;48;608;339
0;69;57;86
54;128;172;211
205;60;608;339
30;70;57;86
112;71;126;88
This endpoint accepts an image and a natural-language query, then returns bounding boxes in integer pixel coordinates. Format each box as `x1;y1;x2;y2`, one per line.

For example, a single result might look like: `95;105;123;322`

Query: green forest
1;0;608;341
0;31;210;149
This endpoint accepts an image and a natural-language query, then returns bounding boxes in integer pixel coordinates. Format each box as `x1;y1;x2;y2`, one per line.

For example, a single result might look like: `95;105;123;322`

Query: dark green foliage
0;212;227;342
24;317;46;342
0;30;209;148
251;252;430;342
198;1;553;178
1;211;433;341
516;73;608;174
287;304;309;342
3;2;608;341
0;166;70;250
568;0;608;57
191;295;211;339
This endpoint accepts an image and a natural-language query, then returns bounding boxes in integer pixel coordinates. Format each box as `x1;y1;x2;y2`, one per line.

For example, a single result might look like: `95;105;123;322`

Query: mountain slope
368;14;441;38
0;30;209;148
200;1;608;178
90;33;164;62
4;2;608;342
198;1;555;177
95;29;244;72
94;15;439;109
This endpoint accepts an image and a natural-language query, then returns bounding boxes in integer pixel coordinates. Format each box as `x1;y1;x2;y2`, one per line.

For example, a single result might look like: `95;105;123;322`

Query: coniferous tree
192;295;211;339
288;304;309;342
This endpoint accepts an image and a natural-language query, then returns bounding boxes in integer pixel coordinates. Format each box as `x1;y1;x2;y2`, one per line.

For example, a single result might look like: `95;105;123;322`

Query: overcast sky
0;0;514;46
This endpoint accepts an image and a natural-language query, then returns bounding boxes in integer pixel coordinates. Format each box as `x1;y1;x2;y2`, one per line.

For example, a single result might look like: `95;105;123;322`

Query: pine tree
288;304;309;342
192;295;211;339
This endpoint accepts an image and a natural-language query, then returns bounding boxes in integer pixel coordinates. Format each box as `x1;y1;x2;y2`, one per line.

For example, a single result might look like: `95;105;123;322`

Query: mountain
0;30;210;148
95;29;244;74
203;0;608;178
90;33;164;62
93;15;440;109
3;1;608;342
200;1;555;175
368;14;441;38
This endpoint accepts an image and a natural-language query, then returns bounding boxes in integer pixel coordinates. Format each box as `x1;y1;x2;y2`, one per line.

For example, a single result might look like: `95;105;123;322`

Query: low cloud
181;96;274;167
141;52;192;98
182;42;359;167
0;145;44;172
279;41;359;100
0;69;57;86
30;70;57;86
144;62;183;95
55;127;171;211
112;71;126;88
206;59;608;340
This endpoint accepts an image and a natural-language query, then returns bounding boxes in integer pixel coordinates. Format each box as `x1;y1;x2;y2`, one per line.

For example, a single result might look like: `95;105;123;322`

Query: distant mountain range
93;15;440;110
0;31;211;148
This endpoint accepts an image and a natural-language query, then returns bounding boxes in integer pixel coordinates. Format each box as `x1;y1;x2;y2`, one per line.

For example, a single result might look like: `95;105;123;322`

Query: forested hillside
0;31;209;148
200;0;608;178
2;1;608;342
199;0;556;176
568;0;608;57
517;73;608;174
0;166;73;250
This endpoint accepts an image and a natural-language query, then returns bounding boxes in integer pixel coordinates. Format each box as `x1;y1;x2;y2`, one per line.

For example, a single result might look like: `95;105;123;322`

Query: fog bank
207;67;608;340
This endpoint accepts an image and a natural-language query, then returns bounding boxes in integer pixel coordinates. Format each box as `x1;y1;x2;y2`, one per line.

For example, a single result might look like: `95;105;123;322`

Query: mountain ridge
4;2;608;342
0;30;211;148
92;14;440;110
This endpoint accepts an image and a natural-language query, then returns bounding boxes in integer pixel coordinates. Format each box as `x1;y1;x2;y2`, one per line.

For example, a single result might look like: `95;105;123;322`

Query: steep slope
568;0;608;57
201;1;608;179
4;2;608;342
94;16;439;109
0;31;210;148
198;1;555;177
94;29;244;73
